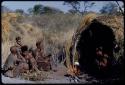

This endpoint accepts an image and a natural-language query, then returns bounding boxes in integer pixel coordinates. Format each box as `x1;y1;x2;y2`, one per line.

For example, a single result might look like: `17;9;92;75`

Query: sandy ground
2;75;70;84
2;64;71;84
1;64;98;84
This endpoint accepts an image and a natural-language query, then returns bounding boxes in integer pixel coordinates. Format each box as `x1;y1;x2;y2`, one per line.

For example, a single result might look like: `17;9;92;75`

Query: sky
2;1;124;13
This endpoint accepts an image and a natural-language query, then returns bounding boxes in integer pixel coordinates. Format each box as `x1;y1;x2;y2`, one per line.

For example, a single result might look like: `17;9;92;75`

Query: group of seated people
2;36;51;78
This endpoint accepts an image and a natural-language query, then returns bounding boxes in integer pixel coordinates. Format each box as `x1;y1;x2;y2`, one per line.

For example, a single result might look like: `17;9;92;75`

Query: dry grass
2;41;14;64
1;13;81;64
2;12;124;66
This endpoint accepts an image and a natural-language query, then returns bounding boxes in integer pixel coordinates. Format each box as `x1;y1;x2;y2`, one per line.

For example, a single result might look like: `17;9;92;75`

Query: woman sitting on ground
2;46;23;78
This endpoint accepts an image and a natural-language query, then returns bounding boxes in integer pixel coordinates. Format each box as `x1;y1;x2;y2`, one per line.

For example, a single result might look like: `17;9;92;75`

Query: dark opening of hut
76;19;117;78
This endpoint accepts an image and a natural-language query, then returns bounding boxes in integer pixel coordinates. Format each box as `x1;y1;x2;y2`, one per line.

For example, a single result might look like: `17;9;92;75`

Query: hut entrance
76;20;116;76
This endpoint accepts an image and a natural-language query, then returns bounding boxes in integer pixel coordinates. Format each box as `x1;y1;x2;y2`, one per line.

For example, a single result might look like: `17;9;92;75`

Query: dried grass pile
20;71;48;81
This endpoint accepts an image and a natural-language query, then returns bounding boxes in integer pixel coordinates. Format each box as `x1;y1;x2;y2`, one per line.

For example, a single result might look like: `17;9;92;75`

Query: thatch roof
74;14;124;43
95;15;124;42
65;13;124;72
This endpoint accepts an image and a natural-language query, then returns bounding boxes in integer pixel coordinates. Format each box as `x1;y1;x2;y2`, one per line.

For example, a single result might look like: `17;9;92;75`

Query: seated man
20;45;40;73
33;40;45;61
33;40;52;71
2;46;23;78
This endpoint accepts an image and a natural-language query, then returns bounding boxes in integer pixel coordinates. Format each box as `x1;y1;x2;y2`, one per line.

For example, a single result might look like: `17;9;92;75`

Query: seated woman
2;46;23;78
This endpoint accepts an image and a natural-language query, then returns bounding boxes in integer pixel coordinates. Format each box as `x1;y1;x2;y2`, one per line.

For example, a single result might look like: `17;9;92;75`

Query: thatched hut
65;13;124;78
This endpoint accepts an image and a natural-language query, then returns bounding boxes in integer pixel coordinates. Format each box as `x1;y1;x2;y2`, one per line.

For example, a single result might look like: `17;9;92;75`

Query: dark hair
29;47;33;52
16;36;21;41
21;45;28;52
96;46;103;51
36;40;42;47
10;46;17;53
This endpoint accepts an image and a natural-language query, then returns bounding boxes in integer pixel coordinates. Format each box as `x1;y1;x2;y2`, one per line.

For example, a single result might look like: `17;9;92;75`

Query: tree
100;2;118;14
27;8;33;15
63;1;81;14
27;4;63;15
43;6;63;14
33;4;44;15
82;1;95;14
28;4;44;15
68;9;78;14
64;1;95;14
15;9;24;14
